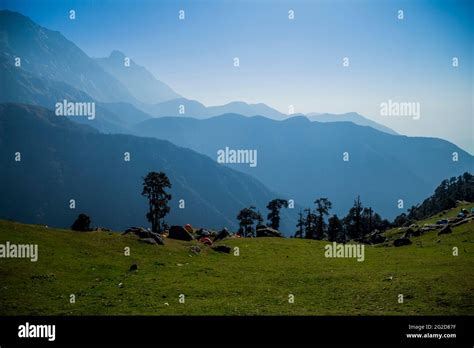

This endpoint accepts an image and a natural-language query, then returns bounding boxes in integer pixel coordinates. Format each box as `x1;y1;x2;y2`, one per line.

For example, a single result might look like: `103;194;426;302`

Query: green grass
384;202;474;240
0;205;473;316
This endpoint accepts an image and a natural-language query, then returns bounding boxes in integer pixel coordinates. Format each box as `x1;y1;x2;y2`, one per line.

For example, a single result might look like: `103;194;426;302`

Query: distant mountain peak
146;98;288;120
95;51;181;104
108;50;127;62
1;9;32;22
109;50;126;58
0;10;138;105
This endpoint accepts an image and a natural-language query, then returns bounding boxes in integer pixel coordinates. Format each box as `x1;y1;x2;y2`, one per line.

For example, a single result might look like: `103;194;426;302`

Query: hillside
307;112;398;135
95;50;181;104
0;103;296;232
132;114;474;219
0;10;137;104
0;10;288;123
144;98;287;120
0;203;472;315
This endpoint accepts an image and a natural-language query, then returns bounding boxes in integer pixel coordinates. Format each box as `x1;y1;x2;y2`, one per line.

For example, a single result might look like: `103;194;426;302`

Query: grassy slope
0;204;473;316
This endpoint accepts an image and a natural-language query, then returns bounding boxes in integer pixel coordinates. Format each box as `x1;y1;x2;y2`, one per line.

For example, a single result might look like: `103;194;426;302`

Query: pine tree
295;210;305;238
327;214;342;242
344;196;363;240
142;172;172;233
237;206;262;237
314;198;332;240
266;199;289;230
304;208;316;239
396;172;473;222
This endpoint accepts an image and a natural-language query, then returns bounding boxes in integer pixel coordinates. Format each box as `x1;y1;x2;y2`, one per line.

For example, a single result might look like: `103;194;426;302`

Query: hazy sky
2;0;473;153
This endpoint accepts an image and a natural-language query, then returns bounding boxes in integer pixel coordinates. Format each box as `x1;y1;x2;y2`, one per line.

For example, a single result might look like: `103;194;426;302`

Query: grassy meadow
0;204;473;316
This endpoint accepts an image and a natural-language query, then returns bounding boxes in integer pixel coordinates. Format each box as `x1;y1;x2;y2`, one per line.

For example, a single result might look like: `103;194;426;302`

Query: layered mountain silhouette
0;10;137;105
132;114;474;219
307;112;398;135
143;97;288;120
0;58;132;134
0;103;296;232
1;9;396;128
95;50;181;104
1;9;472;229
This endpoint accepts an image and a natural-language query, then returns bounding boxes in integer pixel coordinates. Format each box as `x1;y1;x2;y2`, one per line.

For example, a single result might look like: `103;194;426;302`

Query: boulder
420;224;442;232
212;245;232;254
452;219;470;227
214;228;230;242
449;217;463;224
368;233;387;244
393;238;412;247
168;225;194;241
150;232;165;245
93;227;111;232
437;225;452;236
197;228;211;237
123;227;146;235
256;226;282;238
139;231;165;245
136;229;152;239
123;227;165;245
402;228;421;239
139;238;158;245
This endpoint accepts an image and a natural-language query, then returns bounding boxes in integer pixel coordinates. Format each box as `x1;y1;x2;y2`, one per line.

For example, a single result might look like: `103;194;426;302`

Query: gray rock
437;225;452;236
123;226;147;235
125;227;165;245
363;230;387;244
452;219;470;227
149;232;165;245
393;238;412;247
169;225;194;241
256;227;282;238
402;228;421;238
139;238;158;245
214;228;230;242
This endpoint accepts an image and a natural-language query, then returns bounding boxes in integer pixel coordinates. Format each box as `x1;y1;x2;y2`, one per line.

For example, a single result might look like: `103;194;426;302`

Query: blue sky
2;0;473;152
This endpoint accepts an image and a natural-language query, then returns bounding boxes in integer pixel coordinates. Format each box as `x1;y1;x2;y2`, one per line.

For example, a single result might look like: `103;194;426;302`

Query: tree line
139;171;391;241
237;196;390;241
394;172;473;226
74;171;471;238
294;196;390;241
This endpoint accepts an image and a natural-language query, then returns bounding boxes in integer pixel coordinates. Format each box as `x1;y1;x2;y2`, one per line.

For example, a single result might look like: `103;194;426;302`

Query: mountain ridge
307;112;398;135
0;10;138;105
132;113;474;219
95;50;181;104
0;103;297;232
1;9;399;135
